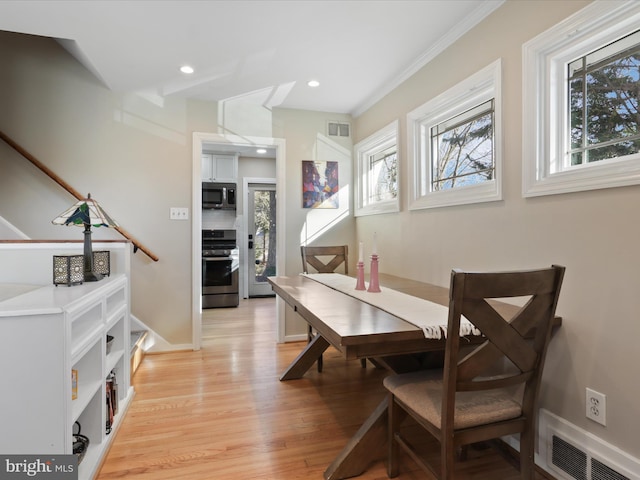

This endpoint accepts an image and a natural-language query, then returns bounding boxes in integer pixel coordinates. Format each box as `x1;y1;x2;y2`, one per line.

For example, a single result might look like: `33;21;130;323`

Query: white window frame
408;59;502;210
522;0;640;197
354;120;400;216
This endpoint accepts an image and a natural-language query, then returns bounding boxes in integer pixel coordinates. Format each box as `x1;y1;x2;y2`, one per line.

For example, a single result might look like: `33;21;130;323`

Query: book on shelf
71;369;78;400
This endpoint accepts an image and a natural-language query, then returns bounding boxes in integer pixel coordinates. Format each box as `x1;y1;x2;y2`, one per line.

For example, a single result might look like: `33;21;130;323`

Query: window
431;99;495;191
568;30;640;166
522;1;640;197
408;59;502;209
354;120;399;216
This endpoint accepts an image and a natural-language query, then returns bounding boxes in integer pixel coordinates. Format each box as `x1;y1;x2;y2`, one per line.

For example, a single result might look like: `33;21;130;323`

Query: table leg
324;396;389;480
280;333;330;381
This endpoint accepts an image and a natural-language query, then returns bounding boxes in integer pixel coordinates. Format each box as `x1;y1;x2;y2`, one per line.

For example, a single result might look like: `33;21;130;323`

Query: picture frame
302;160;339;209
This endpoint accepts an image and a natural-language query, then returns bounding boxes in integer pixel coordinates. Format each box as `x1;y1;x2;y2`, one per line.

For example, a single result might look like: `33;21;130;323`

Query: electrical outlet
169;207;189;220
586;388;606;426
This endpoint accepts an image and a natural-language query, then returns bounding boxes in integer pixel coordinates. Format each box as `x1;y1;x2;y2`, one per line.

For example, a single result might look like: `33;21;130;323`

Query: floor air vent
550;433;633;480
552;435;588;480
592;458;630;480
540;410;639;480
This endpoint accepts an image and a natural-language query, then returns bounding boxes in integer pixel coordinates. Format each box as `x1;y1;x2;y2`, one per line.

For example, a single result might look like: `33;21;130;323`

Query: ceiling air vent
327;121;350;138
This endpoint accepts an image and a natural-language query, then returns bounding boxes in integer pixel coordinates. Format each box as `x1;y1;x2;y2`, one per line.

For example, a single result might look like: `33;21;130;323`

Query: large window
408;59;502;209
354;120;399;216
522;1;640;197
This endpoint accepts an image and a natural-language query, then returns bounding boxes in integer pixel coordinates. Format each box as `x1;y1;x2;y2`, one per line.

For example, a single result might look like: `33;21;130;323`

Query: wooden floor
97;297;551;480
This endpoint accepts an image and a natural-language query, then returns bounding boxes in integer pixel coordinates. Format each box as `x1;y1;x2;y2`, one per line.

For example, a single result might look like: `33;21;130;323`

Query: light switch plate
170;207;189;220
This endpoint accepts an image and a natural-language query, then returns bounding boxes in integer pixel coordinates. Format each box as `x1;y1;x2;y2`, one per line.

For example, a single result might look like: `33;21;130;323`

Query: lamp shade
52;194;118;283
52;194;119;228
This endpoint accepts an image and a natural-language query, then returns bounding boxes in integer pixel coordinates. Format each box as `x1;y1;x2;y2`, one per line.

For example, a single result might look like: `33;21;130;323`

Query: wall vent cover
327;121;350;138
549;431;633;480
539;410;640;480
552;435;588;480
592;458;630;480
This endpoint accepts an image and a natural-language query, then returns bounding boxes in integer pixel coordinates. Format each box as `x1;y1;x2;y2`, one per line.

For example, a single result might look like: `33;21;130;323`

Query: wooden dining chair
300;245;367;371
300;245;349;276
384;265;565;479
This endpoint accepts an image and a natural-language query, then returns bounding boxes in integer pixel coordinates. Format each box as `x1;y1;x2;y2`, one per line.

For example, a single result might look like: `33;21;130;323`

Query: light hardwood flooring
97;297;552;480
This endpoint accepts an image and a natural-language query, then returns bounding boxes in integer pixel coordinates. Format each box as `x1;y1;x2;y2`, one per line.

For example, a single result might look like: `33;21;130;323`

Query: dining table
267;272;561;480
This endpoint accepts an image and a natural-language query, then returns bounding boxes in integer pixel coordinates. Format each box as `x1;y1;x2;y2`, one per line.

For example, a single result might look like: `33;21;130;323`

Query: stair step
130;330;148;377
130;330;148;354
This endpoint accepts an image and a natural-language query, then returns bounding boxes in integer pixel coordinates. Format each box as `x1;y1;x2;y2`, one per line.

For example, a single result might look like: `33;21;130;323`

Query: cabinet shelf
0;273;132;479
72;377;101;424
106;304;126;329
106;348;125;374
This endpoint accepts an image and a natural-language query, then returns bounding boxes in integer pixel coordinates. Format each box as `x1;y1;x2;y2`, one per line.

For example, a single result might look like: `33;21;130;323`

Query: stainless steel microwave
202;182;236;210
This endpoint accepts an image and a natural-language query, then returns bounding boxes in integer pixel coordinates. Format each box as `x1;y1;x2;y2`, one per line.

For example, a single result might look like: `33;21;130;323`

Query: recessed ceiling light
180;65;194;74
256;148;267;154
307;80;320;88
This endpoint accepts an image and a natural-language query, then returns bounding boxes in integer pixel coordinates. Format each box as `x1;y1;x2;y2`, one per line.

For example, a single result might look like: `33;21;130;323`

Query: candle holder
355;261;366;290
367;254;381;292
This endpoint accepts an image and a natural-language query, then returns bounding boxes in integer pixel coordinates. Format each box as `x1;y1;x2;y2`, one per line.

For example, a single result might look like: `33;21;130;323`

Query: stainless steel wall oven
202;229;239;308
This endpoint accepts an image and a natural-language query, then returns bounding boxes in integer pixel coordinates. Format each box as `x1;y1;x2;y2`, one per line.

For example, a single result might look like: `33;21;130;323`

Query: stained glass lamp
52;193;119;282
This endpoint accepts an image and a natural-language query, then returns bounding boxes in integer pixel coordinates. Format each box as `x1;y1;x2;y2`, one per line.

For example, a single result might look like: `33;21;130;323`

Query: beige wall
0;31;354;346
354;0;639;458
272;108;354;337
3;0;637;461
0;31;208;345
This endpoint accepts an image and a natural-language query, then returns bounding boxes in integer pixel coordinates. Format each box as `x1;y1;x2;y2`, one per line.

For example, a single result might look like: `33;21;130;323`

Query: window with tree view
368;146;397;203
522;2;640;197
568;30;640;166
408;59;501;209
354;120;400;216
430;99;494;191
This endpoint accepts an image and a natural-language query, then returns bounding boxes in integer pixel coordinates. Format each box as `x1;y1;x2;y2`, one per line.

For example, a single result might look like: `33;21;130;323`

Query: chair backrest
443;265;565;428
301;245;349;275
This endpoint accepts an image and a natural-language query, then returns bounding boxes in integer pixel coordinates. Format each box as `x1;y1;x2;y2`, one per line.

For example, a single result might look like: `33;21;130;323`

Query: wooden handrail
0;130;159;262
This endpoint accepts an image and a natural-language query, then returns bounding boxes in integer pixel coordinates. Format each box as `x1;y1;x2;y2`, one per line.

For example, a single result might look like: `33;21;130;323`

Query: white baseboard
284;333;307;343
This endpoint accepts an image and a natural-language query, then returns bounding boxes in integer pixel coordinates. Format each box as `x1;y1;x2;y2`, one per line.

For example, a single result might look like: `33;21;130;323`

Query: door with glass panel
248;183;276;297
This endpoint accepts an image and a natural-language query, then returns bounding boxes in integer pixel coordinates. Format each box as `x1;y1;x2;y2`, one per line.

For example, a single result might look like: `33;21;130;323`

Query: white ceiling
0;0;502;116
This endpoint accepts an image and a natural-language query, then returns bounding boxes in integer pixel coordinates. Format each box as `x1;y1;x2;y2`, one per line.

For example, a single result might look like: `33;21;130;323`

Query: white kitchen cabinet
201;153;238;182
0;274;132;480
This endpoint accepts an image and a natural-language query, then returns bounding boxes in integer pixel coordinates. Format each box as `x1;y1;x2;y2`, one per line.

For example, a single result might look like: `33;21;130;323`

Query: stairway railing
0;130;159;262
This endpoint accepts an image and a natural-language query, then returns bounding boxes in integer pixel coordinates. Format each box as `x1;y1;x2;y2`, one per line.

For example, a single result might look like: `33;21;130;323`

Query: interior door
247;183;276;297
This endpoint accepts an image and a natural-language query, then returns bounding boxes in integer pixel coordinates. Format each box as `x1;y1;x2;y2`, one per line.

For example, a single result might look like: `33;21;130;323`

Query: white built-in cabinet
201;153;238;182
0;273;132;480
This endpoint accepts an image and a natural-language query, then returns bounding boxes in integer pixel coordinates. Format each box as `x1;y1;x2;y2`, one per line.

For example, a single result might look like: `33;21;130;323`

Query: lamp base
84;271;104;282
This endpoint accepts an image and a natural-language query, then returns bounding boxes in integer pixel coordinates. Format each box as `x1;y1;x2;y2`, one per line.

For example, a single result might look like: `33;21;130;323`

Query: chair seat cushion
383;370;522;430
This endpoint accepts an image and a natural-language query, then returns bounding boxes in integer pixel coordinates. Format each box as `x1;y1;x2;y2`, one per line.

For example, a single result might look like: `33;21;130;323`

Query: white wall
354;0;639;460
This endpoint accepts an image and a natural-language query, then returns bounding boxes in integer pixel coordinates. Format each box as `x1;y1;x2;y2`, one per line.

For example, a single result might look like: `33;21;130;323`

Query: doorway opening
192;133;286;350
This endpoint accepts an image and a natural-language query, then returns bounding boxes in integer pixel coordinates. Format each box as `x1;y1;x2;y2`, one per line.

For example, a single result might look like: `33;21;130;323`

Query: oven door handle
203;257;232;262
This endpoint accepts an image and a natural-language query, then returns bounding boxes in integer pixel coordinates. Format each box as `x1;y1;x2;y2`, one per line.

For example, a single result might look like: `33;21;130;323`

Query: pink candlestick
355;261;366;290
367;254;381;293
